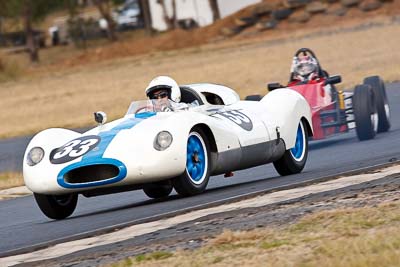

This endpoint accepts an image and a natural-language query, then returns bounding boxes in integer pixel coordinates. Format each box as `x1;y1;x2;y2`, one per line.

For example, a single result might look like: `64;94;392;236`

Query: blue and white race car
24;83;312;219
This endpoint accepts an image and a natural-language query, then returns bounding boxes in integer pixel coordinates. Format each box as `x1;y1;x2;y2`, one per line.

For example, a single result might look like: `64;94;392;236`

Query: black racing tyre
273;120;308;176
244;95;262;101
34;193;78;220
143;181;173;199
172;127;211;197
353;84;378;141
363;76;390;132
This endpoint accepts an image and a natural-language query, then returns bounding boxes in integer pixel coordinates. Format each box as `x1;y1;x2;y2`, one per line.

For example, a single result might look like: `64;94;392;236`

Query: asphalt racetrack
0;83;399;256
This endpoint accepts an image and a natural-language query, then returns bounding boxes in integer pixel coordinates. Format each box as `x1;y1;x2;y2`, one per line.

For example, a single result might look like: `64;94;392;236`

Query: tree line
0;0;220;63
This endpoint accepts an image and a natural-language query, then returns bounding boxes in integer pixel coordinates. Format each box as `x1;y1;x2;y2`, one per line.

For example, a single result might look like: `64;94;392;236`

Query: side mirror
324;75;342;85
267;82;284;91
94;111;107;125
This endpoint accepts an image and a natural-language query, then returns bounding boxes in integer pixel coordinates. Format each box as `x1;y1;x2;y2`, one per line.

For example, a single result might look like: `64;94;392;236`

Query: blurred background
0;0;399;140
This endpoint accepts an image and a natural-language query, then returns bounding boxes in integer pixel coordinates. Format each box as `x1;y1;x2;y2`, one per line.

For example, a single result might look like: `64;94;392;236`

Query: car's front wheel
273;120;309;176
143;181;173;199
34;193;78;220
172;128;211;197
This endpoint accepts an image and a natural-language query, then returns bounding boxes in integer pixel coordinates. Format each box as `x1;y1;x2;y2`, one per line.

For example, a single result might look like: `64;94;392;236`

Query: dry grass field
0;18;399;138
0;172;23;190
110;201;400;267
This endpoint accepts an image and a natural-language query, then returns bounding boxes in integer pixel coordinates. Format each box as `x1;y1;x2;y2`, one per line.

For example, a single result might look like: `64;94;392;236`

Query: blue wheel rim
186;134;206;184
290;123;305;161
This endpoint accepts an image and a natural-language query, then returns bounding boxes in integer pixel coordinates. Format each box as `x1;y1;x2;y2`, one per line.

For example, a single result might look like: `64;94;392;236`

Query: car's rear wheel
273;120;308;176
172;128;211;197
143;181;173;199
34;193;78;220
363;76;390;132
353;84;378;141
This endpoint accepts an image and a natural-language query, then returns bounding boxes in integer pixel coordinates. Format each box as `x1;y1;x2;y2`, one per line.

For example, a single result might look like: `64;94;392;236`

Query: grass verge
109;201;400;267
0;172;24;190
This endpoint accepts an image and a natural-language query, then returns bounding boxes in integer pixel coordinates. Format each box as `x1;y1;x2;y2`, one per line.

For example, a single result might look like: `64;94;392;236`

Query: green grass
260;239;290;250
134;251;173;263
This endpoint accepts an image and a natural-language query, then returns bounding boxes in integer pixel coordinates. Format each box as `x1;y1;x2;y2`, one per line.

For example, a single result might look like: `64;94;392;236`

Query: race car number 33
213;110;253;131
50;135;100;164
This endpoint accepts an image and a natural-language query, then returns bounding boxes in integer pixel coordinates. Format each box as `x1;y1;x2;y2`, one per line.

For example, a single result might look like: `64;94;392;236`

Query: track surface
0;84;399;256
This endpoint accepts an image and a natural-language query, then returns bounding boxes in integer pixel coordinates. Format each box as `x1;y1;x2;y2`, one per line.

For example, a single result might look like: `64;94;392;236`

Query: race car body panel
287;81;348;140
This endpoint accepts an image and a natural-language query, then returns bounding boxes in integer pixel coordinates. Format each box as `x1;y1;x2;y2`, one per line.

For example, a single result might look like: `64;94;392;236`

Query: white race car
24;84;313;219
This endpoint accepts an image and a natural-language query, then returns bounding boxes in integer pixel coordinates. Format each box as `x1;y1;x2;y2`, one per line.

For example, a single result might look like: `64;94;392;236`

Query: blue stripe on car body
57;112;156;188
83;112;156;160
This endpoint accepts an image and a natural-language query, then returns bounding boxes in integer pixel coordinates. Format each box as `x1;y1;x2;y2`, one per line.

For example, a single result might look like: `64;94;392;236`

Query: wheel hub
192;152;200;163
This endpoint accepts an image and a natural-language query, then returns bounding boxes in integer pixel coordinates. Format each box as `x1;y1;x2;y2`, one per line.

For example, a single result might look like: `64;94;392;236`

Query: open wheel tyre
172;128;211;197
34;193;78;220
363;76;390;132
273;120;308;176
353;84;378;141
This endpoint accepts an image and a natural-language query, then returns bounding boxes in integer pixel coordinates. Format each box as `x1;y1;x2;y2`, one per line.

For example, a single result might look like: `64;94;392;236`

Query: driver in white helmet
289;53;335;100
145;76;189;111
290;55;319;83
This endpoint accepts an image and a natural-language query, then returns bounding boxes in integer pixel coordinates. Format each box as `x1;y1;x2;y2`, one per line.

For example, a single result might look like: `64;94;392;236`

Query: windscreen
126;99;174;115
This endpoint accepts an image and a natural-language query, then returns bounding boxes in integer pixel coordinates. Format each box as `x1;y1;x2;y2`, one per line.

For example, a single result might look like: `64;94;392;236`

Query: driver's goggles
150;91;169;99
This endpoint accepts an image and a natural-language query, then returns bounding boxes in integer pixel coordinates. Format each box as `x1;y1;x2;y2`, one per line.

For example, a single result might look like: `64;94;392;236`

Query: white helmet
145;76;181;102
291;55;318;78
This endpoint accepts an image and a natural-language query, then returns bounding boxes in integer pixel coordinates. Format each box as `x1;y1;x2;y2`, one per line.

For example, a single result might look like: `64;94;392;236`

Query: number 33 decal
50;136;100;164
213;110;253;131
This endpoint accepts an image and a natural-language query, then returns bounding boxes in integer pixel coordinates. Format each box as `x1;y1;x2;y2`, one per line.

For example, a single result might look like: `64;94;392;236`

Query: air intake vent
64;164;119;184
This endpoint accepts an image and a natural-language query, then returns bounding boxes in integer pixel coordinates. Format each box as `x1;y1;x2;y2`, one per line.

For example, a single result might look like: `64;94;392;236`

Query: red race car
263;48;391;141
